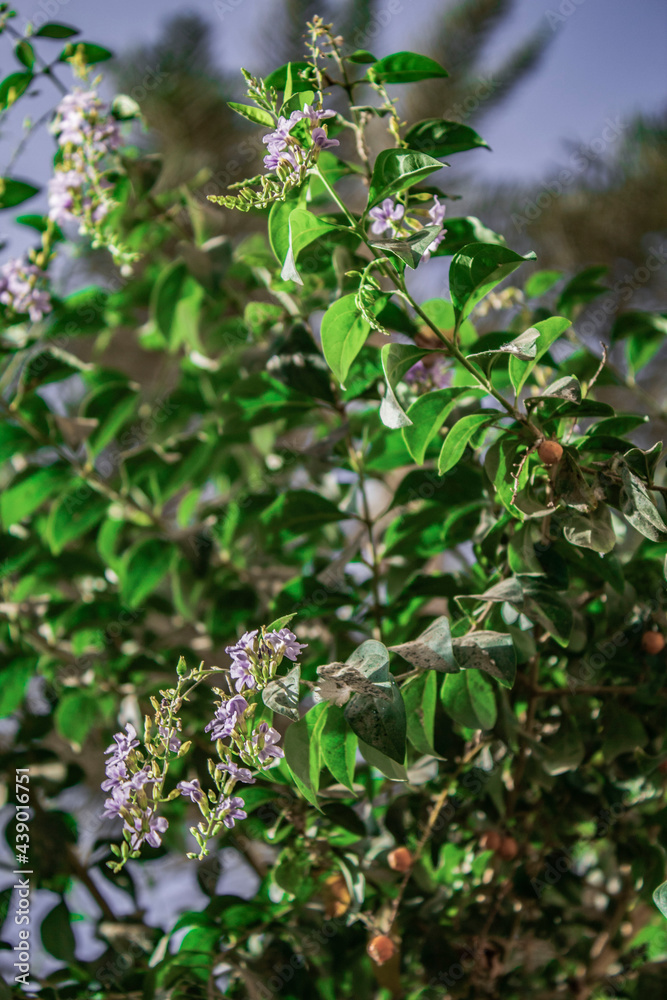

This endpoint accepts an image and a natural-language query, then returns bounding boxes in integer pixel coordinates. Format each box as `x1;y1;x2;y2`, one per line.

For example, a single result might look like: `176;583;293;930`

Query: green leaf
619;464;667;541
273;846;311;896
466;327;542;366
264;61;315;92
600;704;648;763
0;660;35;718
357;738;408;780
557;265;608;317
45;480;108;555
370;224;442;269
228;101;274;127
14;41;35;70
526;374;581;406
508;316;572;395
441;670;497;730
284;701;328;806
260;490;347;532
367;149;444;209
561;503;616;553
262;664;301;722
653;881;667;919
402;671;440;756
404;119;488;157
320;294;371;388
449;242;536;326
379;342;431;429
402;386;485;464
34;23;79;38
521;579;573;646
431;217;506;258
437;412;494;475
367;51;448;84
41;900;76;962
0;422;33;463
55;691;100;749
452;631;516;688
389;615;457;672
347;50;377;64
281;208;343;284
344;677;406;763
0;465;71;528
0;177;38;209
120;538;175;608
0;72;33;109
524;269;563;298
321;705;357;791
539;715;584;775
59;41;113;64
265;613;298;633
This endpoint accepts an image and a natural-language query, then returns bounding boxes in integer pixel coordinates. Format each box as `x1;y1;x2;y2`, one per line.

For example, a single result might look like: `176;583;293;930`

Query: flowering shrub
1;10;667;1000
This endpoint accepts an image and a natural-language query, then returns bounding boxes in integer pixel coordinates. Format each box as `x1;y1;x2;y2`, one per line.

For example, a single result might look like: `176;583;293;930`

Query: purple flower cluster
266;628;308;662
101;722;169;851
226;626;307;692
251;722;284;764
367;195;447;262
205;694;249;741
48;89;120;231
261;104;338;174
217;760;256;784
406;358;451;390
217;795;247;829
227;630;259;692
0;258;51;322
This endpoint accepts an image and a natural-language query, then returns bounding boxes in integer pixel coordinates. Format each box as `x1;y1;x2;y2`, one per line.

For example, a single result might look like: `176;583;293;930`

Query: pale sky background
0;0;666;257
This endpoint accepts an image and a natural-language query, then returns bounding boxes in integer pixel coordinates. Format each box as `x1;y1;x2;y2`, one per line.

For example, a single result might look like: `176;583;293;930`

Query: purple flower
266;628;307;662
217;761;256;784
262;116;295;153
217;795;247;829
229;657;256;692
368;198;404;235
205;695;248;741
311;127;339;151
263;148;298;173
101;759;128;792
177;779;205;803
422;196;447;260
129;810;169;850
102;785;131;819
158;725;182;752
292;104;336;124
252;722;284;764
47;169;84;224
125;766;154;791
104;722;139;761
0;257;52;322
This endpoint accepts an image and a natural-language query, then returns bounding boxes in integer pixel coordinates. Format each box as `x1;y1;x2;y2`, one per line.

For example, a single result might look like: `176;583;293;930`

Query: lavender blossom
47;169;84;224
422;196;447;260
129;810;169;850
226;630;258;691
311;127;339;151
158;724;182;752
406;358;451;389
265;628;308;663
177;779;205;803
125;766;154;791
217;761;256;784
205;695;249;741
104;722;140;761
217;795;247;829
263;148;298;173
102;785;131;819
368;198;404;236
251;722;284;764
101;760;128;792
292;104;336;123
0;258;52;322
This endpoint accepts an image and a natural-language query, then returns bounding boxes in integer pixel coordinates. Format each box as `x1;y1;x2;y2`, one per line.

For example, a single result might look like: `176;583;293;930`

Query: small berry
367;934;395;965
641;631;665;654
538;440;563;466
498;836;519;860
479;830;502;852
387;847;413;872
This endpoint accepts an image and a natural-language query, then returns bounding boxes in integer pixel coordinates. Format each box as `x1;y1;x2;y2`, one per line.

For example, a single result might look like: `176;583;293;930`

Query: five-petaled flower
368;198;404;235
177;779;205;803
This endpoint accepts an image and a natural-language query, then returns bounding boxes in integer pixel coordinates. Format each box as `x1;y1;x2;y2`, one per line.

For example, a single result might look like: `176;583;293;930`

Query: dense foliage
1;8;667;999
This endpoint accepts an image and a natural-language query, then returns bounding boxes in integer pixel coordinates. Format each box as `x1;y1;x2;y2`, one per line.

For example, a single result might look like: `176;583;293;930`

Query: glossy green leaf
508;316;572;394
390;615;457;672
281;208;343;283
441;670;497;730
367;51;448;84
320;294;372;388
55;691;100;749
379;342;431;429
284;701;328;806
14;41;35;70
452;631;516;688
228;101;274;127
357;738;408;780
0;72;33;109
345;677;406;763
402;671;440;756
321;705;357;791
0;660;35;718
0;465;71;528
264;61;314;92
370;224;442;268
524;269;563;298
437;412;494;475
653;881;667;919
449;242;536;326
0;178;39;211
431;216;506;257
402;385;485;464
120;538;175;608
59;41;113;64
404;119;488;157
367;149;444;209
34;23;79;38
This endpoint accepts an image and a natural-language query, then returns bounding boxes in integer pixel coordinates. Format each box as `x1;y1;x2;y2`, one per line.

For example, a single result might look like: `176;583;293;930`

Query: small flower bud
176;656;188;677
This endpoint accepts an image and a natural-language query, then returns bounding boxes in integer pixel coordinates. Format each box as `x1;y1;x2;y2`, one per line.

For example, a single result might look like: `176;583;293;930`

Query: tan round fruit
479;830;503;852
387;847;413;872
538;440;563;466
367;934;396;965
498;836;519;861
641;631;665;654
